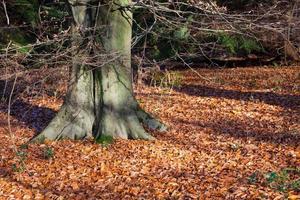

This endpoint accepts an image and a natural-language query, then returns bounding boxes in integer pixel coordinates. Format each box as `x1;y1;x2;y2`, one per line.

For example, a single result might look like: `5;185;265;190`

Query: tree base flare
30;103;166;143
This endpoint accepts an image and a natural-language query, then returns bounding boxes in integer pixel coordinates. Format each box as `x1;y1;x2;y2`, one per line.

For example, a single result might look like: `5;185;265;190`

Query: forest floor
0;66;299;199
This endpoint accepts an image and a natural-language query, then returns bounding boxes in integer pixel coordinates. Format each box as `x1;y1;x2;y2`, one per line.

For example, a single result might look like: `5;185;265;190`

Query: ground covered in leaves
0;66;299;199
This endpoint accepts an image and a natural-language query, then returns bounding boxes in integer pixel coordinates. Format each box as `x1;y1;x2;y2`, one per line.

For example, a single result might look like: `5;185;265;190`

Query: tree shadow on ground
167;84;300;147
170;117;300;147
175;84;300;109
0;99;56;133
0;77;61;134
1;81;299;146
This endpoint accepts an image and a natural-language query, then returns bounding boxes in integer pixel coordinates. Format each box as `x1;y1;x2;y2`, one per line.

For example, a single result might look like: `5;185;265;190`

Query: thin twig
2;41;12;100
174;51;212;83
8;75;18;154
2;0;10;25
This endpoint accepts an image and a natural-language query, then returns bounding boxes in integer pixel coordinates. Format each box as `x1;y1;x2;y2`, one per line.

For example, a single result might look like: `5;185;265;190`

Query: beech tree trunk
31;0;166;143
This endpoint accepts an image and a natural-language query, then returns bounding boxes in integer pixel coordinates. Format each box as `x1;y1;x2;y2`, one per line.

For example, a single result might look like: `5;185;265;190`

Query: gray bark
30;0;166;143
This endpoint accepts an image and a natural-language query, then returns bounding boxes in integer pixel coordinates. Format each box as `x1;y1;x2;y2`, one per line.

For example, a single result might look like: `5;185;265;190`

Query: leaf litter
0;66;299;199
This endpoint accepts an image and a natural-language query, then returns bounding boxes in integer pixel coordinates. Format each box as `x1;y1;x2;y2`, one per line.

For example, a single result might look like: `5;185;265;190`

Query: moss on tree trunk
31;0;166;143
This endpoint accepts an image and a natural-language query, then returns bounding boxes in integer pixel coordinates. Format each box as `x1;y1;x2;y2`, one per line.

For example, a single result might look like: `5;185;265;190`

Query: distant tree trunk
31;0;166;142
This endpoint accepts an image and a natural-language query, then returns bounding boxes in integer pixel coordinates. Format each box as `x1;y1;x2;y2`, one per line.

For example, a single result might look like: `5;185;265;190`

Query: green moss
96;135;114;146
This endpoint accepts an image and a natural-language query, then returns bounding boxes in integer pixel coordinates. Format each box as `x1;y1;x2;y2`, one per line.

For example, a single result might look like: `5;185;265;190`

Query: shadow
0;79;26;100
163;84;300;147
0;99;56;133
169;117;300;147
1;74;62;134
175;84;300;109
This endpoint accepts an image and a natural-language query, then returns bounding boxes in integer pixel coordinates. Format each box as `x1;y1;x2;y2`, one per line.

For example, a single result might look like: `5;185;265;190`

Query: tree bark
30;0;166;143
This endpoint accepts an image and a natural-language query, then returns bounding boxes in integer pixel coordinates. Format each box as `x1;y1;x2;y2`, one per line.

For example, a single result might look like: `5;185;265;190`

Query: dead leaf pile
0;66;299;199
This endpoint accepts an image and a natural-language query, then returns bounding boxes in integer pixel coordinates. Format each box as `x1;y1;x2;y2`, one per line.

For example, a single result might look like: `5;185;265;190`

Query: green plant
12;150;28;172
43;146;54;159
14;0;40;27
174;26;190;40
41;5;68;19
11;163;24;173
290;179;300;191
218;33;238;54
248;168;300;194
16;150;27;159
248;171;259;184
265;170;289;192
217;33;263;55
20;144;29;150
133;7;194;61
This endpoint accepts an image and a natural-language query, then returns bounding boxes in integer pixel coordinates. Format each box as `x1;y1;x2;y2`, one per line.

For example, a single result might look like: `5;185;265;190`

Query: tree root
136;107;168;132
94;107;156;140
30;105;94;143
